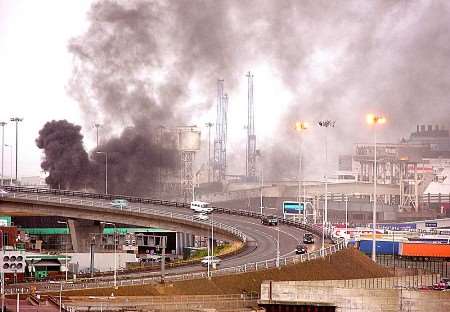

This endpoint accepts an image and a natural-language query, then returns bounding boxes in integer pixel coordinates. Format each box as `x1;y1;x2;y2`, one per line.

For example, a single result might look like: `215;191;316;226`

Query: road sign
282;201;304;215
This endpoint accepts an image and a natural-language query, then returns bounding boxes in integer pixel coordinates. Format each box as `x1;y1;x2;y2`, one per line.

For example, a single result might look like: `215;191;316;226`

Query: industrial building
352;125;450;213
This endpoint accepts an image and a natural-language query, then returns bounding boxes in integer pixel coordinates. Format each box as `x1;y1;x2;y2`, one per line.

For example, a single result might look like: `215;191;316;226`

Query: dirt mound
57;248;391;296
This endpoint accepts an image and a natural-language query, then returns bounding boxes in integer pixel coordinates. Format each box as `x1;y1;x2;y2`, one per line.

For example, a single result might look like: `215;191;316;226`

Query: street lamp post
94;124;101;149
295;121;309;222
10;117;23;183
101;222;117;288
0;122;6;186
205;122;213;183
366;113;386;262
96;152;108;194
345;195;348;237
57;221;69;282
260;163;264;215
276;223;280;268
318;120;335;249
4;145;12;185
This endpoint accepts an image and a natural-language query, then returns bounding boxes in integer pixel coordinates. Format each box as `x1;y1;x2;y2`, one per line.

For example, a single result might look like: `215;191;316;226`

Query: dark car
295;244;308;254
261;215;278;226
303;233;315;244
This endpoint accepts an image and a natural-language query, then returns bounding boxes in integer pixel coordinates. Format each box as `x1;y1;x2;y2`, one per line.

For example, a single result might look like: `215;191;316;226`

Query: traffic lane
213;214;301;265
6;194;314;268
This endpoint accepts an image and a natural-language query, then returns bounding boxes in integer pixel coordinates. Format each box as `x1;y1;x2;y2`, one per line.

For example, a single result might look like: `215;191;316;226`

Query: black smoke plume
37;121;177;195
36;120;90;189
91;127;177;195
67;1;450;181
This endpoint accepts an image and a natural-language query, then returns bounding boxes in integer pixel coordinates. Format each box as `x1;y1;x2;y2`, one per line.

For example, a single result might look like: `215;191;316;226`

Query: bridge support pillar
68;219;104;252
176;232;195;256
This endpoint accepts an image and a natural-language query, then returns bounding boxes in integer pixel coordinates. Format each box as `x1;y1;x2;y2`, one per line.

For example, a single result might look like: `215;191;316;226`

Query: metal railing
0;186;347;294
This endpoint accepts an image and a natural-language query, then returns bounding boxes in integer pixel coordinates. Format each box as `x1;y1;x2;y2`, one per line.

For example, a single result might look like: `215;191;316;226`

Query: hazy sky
2;0;450;182
0;0;292;178
0;0;91;178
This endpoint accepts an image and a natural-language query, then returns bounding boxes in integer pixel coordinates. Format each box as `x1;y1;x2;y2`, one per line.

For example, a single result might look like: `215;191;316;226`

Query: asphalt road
1;190;322;289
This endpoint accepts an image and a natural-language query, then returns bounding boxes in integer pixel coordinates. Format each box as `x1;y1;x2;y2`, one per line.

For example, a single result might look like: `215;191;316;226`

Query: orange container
401;242;450;257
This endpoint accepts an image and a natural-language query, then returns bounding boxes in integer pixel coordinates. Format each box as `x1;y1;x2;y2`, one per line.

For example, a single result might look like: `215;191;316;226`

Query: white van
190;201;213;213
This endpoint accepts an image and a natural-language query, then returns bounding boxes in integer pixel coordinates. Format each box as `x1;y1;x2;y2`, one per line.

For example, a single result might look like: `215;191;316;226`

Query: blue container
359;240;399;255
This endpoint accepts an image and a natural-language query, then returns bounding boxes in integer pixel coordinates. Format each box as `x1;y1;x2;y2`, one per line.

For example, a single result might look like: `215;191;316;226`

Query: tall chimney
416;125;419;133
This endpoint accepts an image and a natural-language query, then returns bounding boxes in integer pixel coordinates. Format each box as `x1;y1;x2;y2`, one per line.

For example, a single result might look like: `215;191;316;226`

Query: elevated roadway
0;187;323;285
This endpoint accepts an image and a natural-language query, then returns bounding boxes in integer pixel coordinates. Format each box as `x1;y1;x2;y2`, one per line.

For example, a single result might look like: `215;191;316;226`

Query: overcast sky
0;0;291;178
2;1;450;182
0;1;92;178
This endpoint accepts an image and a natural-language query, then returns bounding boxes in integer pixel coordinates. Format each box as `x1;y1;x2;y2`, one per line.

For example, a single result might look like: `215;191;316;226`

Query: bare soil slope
57;248;391;296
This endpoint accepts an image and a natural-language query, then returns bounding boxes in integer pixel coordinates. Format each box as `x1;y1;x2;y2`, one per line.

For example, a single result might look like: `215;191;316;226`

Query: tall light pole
101;222;117;288
0;122;6;186
295;121;309;221
10;117;23;183
205;122;213;183
276;223;280;268
345;195;349;243
157;125;165;197
96;151;108;194
260;161;264;215
4;145;12;185
57;221;69;281
94;124;101;149
318;120;335;247
366;113;386;262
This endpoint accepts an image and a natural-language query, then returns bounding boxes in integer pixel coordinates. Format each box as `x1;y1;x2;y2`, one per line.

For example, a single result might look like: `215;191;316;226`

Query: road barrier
1;186;346;294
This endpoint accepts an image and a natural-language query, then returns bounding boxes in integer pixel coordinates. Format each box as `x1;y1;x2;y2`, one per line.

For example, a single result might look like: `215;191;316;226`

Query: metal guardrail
0;186;345;294
2;185;325;237
1;192;247;244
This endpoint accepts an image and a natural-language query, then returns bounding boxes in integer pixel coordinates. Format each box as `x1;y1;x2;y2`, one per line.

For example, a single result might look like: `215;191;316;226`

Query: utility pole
158;125;165;197
10;117;23;183
0;122;6;186
205;122;213;183
96;152;108;194
246;72;256;179
318;119;335;246
94;124;101;149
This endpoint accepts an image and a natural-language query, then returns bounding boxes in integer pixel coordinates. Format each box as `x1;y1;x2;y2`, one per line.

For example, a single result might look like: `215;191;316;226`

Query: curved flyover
0;186;342;293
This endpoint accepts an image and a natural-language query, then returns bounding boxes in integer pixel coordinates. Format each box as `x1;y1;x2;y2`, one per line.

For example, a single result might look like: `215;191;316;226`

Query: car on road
111;199;128;209
0;189;9;197
303;233;315;244
295;244;308;254
190;201;214;214
201;256;221;267
193;213;209;221
261;215;278;226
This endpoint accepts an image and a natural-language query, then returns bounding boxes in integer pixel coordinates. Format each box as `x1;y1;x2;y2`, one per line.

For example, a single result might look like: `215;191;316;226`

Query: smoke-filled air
37;0;450;191
37;120;176;194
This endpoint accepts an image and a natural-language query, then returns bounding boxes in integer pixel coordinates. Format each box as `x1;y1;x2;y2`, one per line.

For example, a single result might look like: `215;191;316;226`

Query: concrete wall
260;275;450;312
68;252;137;272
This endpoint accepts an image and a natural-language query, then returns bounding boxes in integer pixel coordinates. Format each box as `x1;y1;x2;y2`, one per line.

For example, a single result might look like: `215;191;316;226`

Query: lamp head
295;121;309;131
366;114;386;125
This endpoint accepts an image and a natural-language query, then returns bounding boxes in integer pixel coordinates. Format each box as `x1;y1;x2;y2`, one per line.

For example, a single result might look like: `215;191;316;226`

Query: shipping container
400;242;450;258
358;240;400;256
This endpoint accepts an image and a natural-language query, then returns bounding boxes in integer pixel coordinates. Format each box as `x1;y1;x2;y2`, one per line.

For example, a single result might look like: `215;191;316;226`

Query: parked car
193;213;209;221
433;277;450;290
303;233;315;244
201;256;221;267
295;244;308;254
111;199;128;209
0;189;9;197
261;215;278;226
